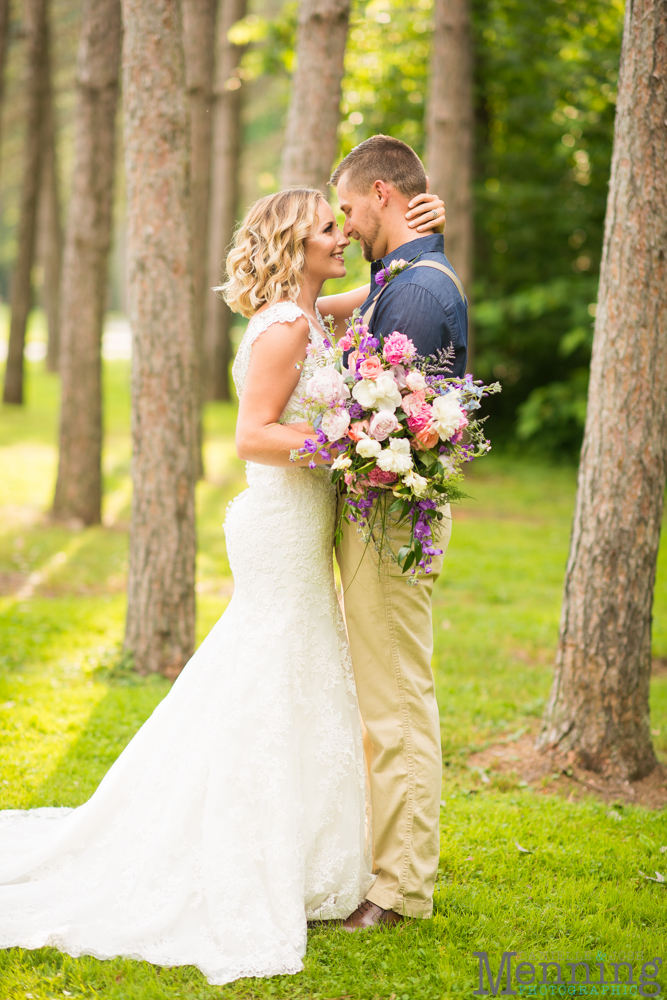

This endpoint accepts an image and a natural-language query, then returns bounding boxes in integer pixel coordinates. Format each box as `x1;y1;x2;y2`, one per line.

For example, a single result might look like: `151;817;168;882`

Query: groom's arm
372;281;468;377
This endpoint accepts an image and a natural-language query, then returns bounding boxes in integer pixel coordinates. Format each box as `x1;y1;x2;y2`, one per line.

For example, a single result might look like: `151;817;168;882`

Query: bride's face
304;201;350;284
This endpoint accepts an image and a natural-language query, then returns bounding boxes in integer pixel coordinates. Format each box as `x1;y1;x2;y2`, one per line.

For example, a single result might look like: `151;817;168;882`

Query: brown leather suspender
361;259;466;327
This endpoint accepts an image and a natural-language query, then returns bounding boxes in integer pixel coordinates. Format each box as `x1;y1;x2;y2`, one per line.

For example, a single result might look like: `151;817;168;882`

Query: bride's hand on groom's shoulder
405;191;445;234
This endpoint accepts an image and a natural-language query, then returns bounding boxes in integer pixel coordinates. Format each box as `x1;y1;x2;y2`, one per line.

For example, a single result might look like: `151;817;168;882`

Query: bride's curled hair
219;188;323;318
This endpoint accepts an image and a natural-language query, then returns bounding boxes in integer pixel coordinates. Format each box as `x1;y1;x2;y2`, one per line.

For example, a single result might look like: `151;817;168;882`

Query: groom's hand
405;191;445;234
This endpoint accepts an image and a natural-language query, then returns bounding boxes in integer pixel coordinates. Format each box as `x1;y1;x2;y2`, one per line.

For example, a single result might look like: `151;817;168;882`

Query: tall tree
3;0;48;405
182;0;215;396
51;0;121;526
39;8;63;374
121;0;198;678
0;0;11;176
280;0;349;194
537;0;667;780
204;0;245;402
426;0;473;362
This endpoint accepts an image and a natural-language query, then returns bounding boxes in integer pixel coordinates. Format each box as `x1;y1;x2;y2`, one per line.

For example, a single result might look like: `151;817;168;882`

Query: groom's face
336;175;383;262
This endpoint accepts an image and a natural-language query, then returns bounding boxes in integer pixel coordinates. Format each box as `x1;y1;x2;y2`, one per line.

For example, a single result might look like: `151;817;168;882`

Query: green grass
1;354;667;999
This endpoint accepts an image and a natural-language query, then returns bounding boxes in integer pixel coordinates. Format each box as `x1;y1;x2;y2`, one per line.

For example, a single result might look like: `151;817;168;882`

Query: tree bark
0;0;11;175
280;0;349;195
426;0;474;367
51;0;121;526
537;0;667;781
121;0;198;678
3;0;48;405
182;0;215;435
204;0;245;402
39;9;63;374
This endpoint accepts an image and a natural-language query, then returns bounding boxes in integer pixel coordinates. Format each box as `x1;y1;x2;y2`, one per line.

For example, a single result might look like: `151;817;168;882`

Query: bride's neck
294;273;323;321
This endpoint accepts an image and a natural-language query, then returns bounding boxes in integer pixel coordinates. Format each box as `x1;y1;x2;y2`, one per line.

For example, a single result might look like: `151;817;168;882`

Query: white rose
306;366;351;404
430;391;466;440
403;469;429;496
376;436;413;475
352;373;403;412
369;410;400;441
405;370;427;392
356;436;382;459
331;455;352;470
321;407;351;442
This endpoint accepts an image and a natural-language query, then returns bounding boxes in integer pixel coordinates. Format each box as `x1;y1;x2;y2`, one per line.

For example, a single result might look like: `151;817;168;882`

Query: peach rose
358;356;384;380
347;419;370;441
412;425;440;450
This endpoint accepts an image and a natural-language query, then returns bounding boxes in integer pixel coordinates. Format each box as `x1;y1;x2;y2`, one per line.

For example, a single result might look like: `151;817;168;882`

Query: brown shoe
342;899;405;932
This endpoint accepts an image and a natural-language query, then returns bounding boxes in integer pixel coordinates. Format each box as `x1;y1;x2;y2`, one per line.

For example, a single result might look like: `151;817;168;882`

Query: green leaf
397;545;411;567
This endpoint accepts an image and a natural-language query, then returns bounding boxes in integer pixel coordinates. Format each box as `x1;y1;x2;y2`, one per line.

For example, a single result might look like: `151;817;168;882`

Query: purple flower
375;269;388;288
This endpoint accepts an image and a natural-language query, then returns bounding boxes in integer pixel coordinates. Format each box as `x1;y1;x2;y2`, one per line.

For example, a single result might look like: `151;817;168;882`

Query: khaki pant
335;497;451;917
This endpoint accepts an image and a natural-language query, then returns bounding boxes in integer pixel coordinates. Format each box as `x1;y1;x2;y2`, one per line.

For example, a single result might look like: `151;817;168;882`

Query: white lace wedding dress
0;303;374;984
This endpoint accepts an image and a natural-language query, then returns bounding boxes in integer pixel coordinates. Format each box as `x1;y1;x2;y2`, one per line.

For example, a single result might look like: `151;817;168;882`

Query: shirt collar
370;233;445;275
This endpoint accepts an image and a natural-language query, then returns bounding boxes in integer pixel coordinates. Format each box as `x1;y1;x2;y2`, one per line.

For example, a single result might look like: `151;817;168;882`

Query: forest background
0;0;624;456
2;0;667;996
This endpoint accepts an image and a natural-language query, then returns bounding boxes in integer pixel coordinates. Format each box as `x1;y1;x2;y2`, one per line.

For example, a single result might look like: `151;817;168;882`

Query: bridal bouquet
290;311;501;580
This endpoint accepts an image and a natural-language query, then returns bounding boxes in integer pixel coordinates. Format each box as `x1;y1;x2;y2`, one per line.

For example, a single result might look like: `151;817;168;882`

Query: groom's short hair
330;135;427;199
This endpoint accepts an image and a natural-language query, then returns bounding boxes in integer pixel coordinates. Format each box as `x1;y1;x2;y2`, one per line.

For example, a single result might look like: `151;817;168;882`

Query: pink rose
321;407;351;442
358;356;384;380
407;404;434;434
401;390;426;417
369;410;400;441
348;419;370;441
368;467;398;488
382;331;417;366
306;366;350;404
347;349;360;373
338;331;354;351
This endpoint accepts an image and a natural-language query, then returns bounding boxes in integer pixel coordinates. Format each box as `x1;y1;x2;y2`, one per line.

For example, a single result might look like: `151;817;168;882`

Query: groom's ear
371;179;391;207
425;175;430;193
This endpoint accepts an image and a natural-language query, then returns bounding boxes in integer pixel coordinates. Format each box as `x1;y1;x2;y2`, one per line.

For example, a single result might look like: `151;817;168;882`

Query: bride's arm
236;316;329;468
317;192;446;337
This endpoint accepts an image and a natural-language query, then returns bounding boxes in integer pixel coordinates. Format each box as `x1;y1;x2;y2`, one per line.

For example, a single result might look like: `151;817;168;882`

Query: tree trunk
537;0;667;781
280;0;349;195
204;0;245;402
39;9;63;374
121;0;198;678
51;0;121;526
426;0;474;367
0;0;11;174
182;0;215;457
3;0;48;405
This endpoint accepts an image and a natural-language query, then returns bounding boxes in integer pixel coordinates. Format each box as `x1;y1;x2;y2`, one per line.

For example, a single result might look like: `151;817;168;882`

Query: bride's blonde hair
219;188;324;318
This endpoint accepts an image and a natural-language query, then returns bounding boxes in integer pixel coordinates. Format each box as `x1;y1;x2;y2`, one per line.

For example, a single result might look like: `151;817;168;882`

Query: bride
0;186;444;984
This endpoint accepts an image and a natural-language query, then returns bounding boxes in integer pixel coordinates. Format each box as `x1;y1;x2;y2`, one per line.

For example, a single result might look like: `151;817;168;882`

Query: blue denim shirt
360;234;468;377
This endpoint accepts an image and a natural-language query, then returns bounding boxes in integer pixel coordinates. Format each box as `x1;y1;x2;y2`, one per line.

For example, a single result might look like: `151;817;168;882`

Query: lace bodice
232;302;326;423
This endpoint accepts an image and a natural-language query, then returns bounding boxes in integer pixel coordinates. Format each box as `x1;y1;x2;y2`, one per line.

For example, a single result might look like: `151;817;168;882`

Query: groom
331;135;468;930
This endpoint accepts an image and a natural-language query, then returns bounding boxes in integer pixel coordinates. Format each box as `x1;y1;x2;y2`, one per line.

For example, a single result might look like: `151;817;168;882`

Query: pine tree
426;0;473;363
280;0;349;194
51;0;121;526
121;0;198;677
3;0;49;405
537;0;667;780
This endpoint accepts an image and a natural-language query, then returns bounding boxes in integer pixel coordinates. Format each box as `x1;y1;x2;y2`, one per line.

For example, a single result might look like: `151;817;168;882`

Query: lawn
1;352;666;1000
